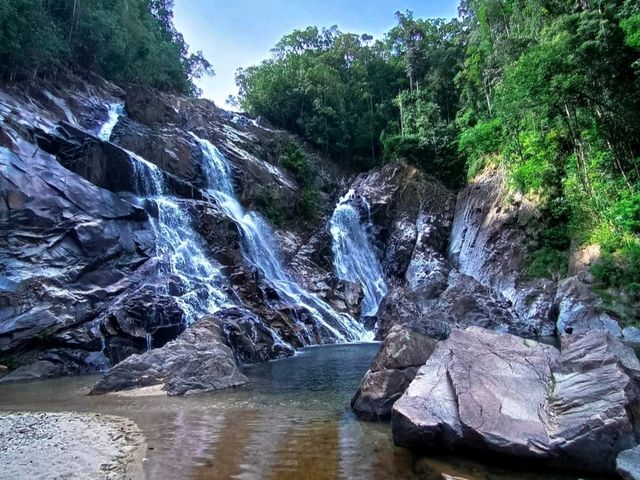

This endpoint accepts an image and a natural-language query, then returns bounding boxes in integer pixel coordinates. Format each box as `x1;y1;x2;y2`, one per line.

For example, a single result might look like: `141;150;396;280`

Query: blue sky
173;1;459;107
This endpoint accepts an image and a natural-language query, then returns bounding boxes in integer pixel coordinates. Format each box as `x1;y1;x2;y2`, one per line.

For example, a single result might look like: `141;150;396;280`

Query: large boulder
378;271;536;341
216;307;295;363
392;327;640;475
418;271;539;338
555;274;622;337
351;325;436;419
90;317;248;396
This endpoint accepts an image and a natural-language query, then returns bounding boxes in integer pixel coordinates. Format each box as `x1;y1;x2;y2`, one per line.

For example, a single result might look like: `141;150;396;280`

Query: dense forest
0;0;212;95
236;0;640;310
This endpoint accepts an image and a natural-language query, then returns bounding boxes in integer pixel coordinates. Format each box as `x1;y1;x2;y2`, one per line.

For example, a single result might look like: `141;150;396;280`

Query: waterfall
97;103;124;141
192;134;370;343
99;105;228;327
329;190;387;317
128;152;229;325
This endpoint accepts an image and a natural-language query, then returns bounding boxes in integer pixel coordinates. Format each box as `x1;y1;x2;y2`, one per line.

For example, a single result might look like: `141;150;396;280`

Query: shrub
525;247;569;280
280;144;311;185
458;118;504;178
592;240;640;302
254;187;284;228
295;187;318;221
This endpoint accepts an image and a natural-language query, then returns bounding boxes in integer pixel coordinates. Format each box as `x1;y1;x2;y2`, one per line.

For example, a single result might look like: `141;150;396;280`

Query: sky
173;1;459;108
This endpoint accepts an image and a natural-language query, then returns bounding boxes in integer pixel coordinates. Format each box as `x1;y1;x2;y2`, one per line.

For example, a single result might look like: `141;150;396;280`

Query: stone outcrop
90;317;248;396
449;167;558;336
216;307;295;364
392;327;640;475
0;136;154;373
447;166;630;338
351;325;436;419
555;274;622;336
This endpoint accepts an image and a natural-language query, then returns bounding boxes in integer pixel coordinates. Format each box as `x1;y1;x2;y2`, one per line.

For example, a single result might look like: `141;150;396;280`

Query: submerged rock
351;325;436;419
90;317;248;396
392;327;640;475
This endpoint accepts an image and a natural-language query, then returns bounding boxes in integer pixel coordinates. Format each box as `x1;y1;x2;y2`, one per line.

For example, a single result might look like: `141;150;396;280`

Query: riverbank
0;412;146;480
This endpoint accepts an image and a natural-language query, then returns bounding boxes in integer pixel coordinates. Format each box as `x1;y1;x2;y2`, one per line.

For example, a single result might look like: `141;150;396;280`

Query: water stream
99;107;229;327
97;103;125;141
329;190;387;317
193;134;370;343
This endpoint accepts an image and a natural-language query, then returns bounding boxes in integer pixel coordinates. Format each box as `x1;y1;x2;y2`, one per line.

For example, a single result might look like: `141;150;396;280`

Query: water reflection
0;344;603;480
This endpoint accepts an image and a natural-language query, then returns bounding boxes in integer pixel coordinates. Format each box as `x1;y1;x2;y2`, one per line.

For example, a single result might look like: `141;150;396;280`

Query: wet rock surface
90;317;248;396
555;274;622;336
0;73;361;385
351;325;436;419
618;446;640;480
392;327;640;475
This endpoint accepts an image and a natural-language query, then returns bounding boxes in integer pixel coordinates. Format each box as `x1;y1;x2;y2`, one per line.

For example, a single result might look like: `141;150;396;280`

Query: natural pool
0;343;605;479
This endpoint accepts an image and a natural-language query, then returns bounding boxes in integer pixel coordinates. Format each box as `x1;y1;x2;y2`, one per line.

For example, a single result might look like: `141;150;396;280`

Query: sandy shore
0;411;146;480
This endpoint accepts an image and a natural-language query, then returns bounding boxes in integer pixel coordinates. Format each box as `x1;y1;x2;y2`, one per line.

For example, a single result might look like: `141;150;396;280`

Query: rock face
0;72;364;386
351;325;436;419
90;317;248;396
449;168;558;335
392;327;640;475
448;167;627;338
555;274;622;336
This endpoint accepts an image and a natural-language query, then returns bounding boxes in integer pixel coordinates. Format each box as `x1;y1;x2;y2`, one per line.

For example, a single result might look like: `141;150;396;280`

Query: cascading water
329;190;387;317
128;151;229;326
99;105;228;328
192;134;370;343
97;103;124;141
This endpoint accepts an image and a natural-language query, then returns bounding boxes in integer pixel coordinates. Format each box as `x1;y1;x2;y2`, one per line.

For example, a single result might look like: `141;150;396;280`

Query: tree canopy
235;13;467;183
0;0;213;96
237;1;640;312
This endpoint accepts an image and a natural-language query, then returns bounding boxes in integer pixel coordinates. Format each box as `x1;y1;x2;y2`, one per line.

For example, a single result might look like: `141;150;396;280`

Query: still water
0;344;603;480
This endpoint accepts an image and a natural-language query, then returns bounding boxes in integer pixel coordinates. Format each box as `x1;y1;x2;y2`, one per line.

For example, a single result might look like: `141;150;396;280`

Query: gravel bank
0;412;146;480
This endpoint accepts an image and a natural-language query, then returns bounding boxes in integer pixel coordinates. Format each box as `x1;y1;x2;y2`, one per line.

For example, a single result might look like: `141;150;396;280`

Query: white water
193;134;370;342
99;104;228;327
329;190;387;317
128;152;229;325
97;103;124;141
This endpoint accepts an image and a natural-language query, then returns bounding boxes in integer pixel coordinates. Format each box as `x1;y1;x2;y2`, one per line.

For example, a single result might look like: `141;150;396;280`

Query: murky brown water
0;344;607;480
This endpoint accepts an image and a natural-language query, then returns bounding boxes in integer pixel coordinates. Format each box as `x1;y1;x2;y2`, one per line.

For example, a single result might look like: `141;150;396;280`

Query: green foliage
0;0;213;95
592;241;640;302
280;145;311;184
622;13;640;49
236;14;467;179
254;187;284;228
455;0;640;302
525;247;569;281
0;354;20;370
295;188;319;222
458;118;503;179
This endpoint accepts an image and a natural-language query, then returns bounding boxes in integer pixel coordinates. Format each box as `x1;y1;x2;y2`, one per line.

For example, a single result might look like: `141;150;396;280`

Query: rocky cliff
0;74;634;405
0;74;364;389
